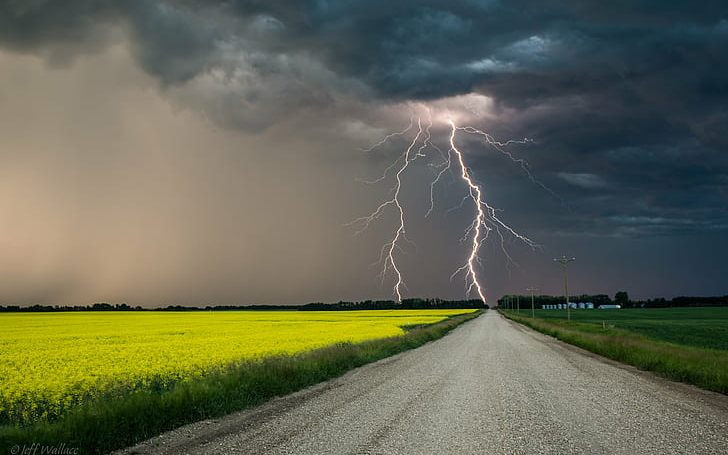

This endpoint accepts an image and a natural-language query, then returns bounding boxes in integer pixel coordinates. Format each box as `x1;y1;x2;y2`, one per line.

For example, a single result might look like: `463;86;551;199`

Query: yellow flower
0;309;474;424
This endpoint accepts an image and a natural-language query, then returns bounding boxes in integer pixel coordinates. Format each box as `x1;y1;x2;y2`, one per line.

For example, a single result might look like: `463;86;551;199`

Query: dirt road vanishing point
118;311;728;455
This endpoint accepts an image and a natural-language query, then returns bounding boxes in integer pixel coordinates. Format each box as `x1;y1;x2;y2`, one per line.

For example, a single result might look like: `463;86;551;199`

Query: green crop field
502;308;728;395
510;307;728;351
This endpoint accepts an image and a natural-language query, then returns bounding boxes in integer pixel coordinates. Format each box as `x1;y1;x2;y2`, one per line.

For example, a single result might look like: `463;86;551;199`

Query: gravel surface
117;311;728;455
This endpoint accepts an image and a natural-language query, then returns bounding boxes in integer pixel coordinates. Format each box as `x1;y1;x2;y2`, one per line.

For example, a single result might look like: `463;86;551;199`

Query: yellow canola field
0;309;475;424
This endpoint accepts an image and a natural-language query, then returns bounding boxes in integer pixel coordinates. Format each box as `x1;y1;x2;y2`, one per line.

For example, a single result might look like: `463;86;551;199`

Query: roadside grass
511;307;728;350
0;310;482;455
500;310;728;395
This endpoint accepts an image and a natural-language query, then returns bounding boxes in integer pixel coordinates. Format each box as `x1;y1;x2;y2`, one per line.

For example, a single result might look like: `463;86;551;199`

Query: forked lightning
351;112;550;303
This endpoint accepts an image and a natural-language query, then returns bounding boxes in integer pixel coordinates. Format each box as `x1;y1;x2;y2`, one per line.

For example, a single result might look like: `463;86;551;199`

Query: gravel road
118;311;728;455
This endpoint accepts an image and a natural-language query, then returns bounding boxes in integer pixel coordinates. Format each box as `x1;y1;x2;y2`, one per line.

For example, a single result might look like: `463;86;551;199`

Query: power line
553;256;576;321
526;287;538;318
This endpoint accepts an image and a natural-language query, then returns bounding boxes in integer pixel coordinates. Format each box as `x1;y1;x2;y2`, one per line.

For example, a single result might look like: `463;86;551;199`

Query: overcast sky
1;1;727;306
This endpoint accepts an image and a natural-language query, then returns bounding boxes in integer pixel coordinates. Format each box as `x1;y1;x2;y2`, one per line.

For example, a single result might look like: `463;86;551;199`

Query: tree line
3;294;726;313
298;298;486;311
497;292;728;309
0;298;486;313
0;303;302;312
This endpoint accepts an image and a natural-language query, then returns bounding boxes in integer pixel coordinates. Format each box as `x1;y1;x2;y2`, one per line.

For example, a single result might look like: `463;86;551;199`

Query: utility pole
527;287;538;318
517;295;520;313
553;256;576;321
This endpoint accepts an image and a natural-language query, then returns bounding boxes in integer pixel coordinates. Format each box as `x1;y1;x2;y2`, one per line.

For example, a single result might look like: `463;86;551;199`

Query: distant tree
591;294;613;306
92;303;114;311
614;291;630;307
646;297;668;308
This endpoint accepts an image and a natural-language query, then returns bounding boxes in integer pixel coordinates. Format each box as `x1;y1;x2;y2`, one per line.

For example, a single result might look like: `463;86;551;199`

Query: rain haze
1;1;727;307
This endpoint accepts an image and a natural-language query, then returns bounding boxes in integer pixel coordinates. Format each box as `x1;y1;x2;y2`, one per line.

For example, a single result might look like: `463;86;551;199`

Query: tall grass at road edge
501;310;728;394
0;310;482;455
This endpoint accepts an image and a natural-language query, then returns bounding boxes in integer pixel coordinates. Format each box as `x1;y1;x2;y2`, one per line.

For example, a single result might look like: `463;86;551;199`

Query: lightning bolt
444;120;540;303
349;117;425;302
447;121;489;302
350;111;554;304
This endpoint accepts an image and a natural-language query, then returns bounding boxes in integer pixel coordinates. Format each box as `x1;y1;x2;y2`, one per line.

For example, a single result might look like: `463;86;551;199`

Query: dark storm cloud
0;1;219;81
1;0;727;238
3;1;726;105
125;2;221;84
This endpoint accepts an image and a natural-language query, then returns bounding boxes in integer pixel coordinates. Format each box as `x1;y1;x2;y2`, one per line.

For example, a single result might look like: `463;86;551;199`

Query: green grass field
509;307;728;351
501;308;728;394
